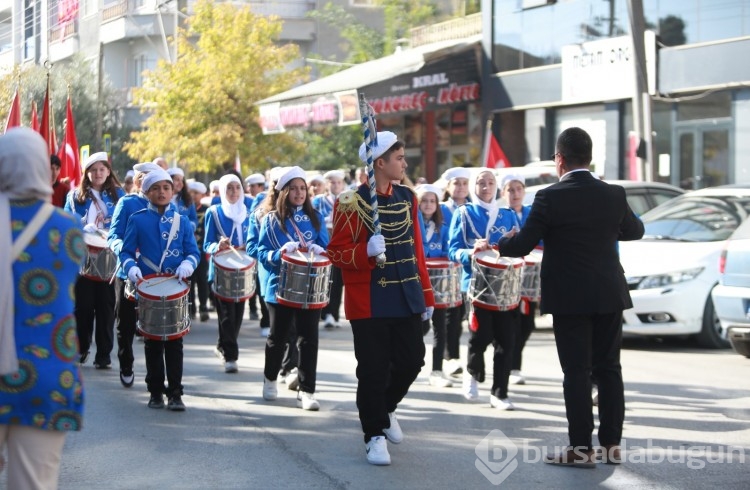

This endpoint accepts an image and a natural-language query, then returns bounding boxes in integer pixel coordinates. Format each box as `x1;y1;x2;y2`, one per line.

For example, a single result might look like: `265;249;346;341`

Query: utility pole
627;0;653;181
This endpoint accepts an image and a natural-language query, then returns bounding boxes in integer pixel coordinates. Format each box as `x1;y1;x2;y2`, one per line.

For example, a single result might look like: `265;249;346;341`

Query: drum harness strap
141;213;180;274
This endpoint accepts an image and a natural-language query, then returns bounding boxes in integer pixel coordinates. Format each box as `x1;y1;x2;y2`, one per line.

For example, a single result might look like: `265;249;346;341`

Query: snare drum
276;250;331;309
520;252;542;302
469;250;523;311
81;232;116;282
425;258;462;309
212;248;257;302
136;274;190;341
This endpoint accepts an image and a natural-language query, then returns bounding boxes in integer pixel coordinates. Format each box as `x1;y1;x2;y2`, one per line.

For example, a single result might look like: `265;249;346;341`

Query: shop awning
257;35;482;134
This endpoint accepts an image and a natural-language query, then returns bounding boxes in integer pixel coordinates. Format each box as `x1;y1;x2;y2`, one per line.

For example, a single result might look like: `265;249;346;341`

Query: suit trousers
467;308;518;399
350;315;425;443
74;275;115;365
552;312;625;449
114;278;137;375
512;301;537;371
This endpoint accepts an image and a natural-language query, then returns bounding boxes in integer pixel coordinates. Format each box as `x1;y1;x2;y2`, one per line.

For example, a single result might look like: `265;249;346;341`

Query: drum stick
141;275;175;289
229;246;244;260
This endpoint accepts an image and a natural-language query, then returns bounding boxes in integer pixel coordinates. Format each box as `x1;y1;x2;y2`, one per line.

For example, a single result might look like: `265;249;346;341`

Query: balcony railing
49;20;78;43
102;0;132;23
409;13;481;47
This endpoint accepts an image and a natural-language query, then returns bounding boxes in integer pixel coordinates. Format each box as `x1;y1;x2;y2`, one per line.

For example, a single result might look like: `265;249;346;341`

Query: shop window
451;107;468;146
404;114;423;147
435;109;451;148
676;92;731;121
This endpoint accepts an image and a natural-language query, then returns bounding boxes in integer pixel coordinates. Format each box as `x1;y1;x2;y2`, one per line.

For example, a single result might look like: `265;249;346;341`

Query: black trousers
114;277;137;375
552;312;625;449
321;265;343;322
467;308;518;399
512;301;537;371
215;299;245;362
189;255;209;315
75;275;116;365
144;338;183;397
429;308;448;371
443;300;464;361
351;315;425;443
264;302;319;393
248;275;270;328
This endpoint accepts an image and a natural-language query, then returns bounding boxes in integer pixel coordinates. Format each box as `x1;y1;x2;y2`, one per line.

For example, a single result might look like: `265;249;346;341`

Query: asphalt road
6;312;748;490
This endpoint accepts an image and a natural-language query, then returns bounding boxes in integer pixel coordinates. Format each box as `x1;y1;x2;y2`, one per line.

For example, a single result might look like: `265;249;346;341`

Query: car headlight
629;267;705;290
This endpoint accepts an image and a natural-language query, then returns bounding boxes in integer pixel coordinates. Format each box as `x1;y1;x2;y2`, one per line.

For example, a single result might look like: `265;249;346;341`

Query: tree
0;55;135;176
659;15;686;47
126;0;308;173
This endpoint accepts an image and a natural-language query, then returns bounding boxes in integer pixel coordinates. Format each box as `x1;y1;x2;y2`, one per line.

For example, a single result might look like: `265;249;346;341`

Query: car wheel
696;293;730;349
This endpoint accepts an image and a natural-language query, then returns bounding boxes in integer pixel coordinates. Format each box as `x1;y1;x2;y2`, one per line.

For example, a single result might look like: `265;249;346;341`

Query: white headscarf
219;174;247;243
0;128;52;375
469;169;500;240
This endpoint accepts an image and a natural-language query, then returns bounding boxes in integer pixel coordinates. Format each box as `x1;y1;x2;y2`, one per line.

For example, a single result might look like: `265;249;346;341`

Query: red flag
58;96;80;187
4;88;21;133
39;78;54;155
30;101;39;132
483;128;510;169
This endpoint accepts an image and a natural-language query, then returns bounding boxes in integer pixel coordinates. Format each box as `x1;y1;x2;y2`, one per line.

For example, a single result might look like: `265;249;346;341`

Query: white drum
211;248;257;302
136;274;191;341
277;250;331;309
469;250;523;311
520;251;542;302
81;232;116;282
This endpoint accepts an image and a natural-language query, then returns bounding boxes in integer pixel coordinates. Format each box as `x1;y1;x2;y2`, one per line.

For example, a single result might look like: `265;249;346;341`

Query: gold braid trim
334;191;376;235
377;275;421;287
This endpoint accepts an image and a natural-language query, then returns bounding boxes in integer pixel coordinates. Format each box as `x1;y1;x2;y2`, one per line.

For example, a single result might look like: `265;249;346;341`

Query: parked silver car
712;217;750;357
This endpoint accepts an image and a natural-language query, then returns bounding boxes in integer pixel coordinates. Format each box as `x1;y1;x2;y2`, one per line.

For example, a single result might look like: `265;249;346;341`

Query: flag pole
481;118;492;168
359;92;386;266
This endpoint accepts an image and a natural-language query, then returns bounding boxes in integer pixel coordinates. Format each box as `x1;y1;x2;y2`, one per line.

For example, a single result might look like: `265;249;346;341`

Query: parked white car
619;185;750;348
711;218;750;357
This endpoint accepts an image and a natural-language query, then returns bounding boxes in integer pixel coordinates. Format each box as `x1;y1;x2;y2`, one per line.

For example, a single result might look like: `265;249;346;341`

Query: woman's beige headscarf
0;128;52;375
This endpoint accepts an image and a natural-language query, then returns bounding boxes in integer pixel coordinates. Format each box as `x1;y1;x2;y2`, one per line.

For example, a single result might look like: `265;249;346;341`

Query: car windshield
641;195;750;242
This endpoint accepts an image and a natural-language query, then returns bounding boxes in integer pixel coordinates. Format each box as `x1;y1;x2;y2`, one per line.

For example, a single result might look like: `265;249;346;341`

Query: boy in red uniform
327;131;435;466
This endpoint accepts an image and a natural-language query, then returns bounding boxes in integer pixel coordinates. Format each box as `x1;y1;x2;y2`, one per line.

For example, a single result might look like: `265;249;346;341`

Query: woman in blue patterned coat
0;128;86;489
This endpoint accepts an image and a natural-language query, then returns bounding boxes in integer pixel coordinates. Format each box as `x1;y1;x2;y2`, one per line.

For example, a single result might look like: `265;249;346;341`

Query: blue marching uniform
312;193;344;327
121;202;200;399
257;207;328;395
421;216;452;374
173;195;198;232
440;198;468;367
448;202;520;402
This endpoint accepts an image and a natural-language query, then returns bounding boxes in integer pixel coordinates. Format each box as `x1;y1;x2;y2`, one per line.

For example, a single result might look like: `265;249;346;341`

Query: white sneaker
297;391;320;411
263;376;277;401
382;412;403;444
213;346;224;362
592;385;599;406
444;359;463;377
322;313;335;329
365;436;391;466
429;370;453;388
260;327;270;338
462;371;478;401
490;395;515;411
224;361;238;373
509;369;526;385
286;369;299;391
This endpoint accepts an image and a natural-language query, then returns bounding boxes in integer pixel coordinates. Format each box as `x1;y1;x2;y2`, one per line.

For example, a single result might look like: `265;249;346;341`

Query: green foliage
292;125;363;172
307;4;386;66
126;0;309;174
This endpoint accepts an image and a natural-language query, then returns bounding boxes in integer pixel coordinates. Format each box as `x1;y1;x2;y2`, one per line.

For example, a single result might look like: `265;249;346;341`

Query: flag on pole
39;76;54;155
30;101;39;132
4;88;21;133
58;96;80;187
482;119;510;169
235;149;241;174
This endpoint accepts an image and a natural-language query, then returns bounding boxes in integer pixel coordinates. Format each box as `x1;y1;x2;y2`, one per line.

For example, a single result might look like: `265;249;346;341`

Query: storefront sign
258;90;359;135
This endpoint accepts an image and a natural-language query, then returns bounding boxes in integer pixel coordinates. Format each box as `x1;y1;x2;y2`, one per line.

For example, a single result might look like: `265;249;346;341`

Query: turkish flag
4;88;21;133
30;101;39;131
484;130;510;169
58;97;80;187
39;80;55;155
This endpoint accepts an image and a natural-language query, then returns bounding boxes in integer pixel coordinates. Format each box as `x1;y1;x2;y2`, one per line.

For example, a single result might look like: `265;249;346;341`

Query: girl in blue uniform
257;166;328;411
416;184;454;389
167;167;198;231
448;169;519;411
65;151;125;369
121;169;200;411
204;174;251;373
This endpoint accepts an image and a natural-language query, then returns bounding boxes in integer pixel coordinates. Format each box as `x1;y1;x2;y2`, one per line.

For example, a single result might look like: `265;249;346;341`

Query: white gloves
421;306;434;322
127;266;143;283
367;234;386;257
308;244;325;255
175;261;195;280
281;241;300;254
83;223;99;233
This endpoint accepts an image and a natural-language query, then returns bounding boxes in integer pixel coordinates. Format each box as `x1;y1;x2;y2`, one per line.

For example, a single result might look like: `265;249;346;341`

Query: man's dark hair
556;127;592;167
378;140;405;163
50;154;61;168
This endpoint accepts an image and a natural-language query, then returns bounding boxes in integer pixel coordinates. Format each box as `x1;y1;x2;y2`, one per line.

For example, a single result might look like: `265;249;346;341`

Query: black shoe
249;311;259;321
148;393;165;409
200;311;209;322
94;361;112;370
78;351;89;365
120;370;135;388
167;395;186;411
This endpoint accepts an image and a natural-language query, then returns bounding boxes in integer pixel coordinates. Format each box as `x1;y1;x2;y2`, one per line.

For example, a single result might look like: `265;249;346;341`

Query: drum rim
137;273;189;301
282;251;331;267
474;255;524;269
425;257;460;269
214;254;256;271
276;296;328;309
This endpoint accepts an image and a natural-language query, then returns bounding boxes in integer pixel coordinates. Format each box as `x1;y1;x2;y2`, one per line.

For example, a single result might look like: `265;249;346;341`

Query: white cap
275;166;307;191
415;184;443;200
442;167;471;181
269;166;285;183
82;151;109;171
125;170;135;180
167;167;184;178
245;173;265;185
307;173;324;184
188;181;207;194
133;162;162;173
358;131;398;164
209;180;220;192
500;173;525;189
142;168;172;192
324;169;346;181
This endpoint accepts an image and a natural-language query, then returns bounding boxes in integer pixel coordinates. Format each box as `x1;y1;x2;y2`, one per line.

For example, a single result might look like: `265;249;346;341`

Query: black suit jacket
497;171;644;315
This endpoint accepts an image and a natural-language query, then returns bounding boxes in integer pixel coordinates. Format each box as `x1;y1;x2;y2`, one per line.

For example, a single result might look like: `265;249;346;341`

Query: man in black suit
497;127;644;468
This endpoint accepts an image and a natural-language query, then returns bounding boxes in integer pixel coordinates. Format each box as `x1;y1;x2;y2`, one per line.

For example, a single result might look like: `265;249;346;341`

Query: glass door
674;124;732;189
